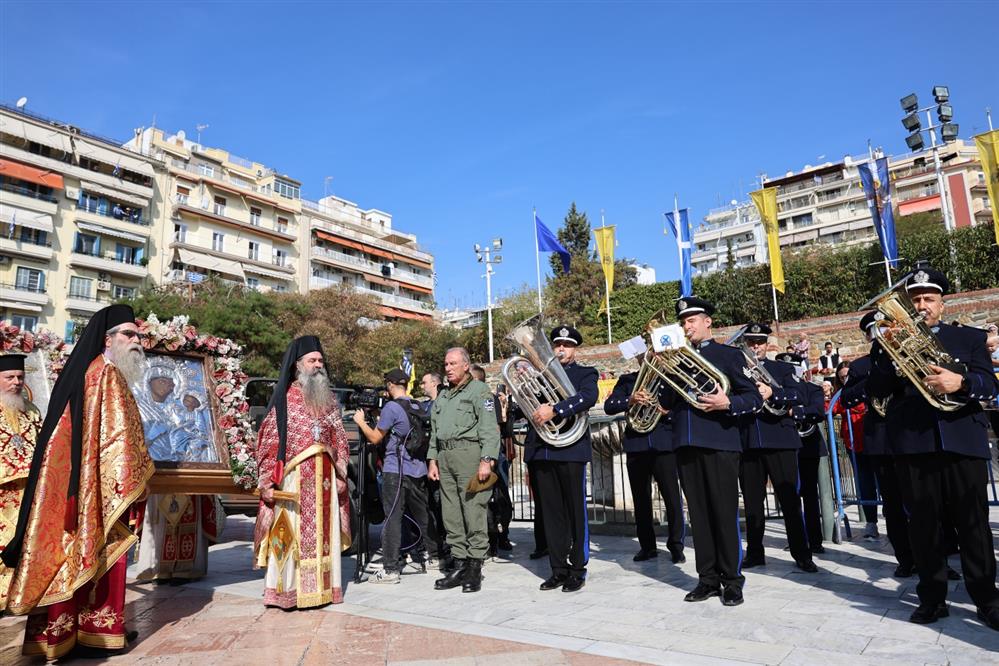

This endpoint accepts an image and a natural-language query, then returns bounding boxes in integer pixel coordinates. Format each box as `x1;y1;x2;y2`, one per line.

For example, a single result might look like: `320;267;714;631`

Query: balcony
172;201;297;243
311;246;434;289
308;278;431;313
0;182;58;214
65;292;114;314
1;142;153;200
0;282;48;307
165;269;244;288
0;236;54;261
309;214;433;265
75;201;150;227
69;251;148;278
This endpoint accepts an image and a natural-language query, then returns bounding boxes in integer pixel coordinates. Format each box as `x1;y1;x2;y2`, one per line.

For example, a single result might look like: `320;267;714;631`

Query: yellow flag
750;187;785;294
974;129;999;245
593;226;616;293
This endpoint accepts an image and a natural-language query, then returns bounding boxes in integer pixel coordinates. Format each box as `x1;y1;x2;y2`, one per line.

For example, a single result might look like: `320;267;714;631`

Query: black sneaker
684;583;721;602
909;602;948;624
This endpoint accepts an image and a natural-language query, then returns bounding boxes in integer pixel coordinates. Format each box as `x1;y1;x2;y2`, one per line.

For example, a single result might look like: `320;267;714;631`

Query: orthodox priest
0;305;154;660
253;335;351;609
0;354;42;603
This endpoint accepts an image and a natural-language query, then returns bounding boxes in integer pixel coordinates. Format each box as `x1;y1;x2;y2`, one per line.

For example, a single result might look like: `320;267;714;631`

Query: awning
74;140;154;178
76;221;146;244
242;263;293;281
0;203;54;233
397;281;433;295
314;229;432;270
177;248;245;280
0;115;73;153
0;157;64;189
365;273;394;288
820;222;850;236
378;305;428;321
80;180;147;208
0;300;42;313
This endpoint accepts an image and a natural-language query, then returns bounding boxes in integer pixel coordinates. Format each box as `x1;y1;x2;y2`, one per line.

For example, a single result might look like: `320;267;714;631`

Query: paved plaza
2;512;999;665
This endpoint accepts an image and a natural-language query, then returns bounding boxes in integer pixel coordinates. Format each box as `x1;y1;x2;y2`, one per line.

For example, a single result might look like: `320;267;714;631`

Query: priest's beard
0;390;25;413
108;338;146;385
297;364;332;415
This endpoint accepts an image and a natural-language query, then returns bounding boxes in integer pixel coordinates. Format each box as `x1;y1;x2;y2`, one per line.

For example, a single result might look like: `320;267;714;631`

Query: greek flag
401;348;415;393
187;272;206;284
664;207;693;297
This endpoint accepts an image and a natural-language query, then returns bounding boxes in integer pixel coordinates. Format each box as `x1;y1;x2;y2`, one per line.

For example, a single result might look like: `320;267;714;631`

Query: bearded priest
253;335;351;609
0;305;154;660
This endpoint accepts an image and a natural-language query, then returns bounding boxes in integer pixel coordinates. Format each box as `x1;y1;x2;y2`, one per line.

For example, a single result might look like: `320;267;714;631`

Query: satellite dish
15;97;27;109
177;130;187;140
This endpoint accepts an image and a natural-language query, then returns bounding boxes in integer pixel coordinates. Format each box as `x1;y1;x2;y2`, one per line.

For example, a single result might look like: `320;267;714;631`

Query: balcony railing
2;282;46;294
311;246;433;288
0;182;57;203
308;278;431;311
75;202;150;226
72;250;143;266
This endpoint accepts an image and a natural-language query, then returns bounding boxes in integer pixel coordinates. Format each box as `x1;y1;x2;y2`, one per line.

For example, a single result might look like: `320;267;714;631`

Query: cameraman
353;369;433;584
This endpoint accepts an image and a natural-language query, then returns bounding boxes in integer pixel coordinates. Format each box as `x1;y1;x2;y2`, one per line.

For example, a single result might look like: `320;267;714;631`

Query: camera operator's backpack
393;398;431;460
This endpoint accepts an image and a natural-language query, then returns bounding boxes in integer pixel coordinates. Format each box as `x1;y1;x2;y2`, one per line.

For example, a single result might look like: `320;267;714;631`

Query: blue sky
2;1;996;310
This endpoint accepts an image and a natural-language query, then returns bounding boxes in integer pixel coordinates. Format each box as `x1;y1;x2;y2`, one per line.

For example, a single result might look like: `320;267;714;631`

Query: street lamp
899;86;960;232
474;238;503;363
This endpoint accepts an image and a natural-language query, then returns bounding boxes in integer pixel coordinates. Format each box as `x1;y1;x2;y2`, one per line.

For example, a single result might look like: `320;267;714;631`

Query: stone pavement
2;512;998;665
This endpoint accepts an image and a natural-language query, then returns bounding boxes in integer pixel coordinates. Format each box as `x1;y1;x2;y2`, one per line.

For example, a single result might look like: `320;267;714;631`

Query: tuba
626;310;671;433
861;277;966;413
727;327;787;417
501;314;589;447
642;323;731;411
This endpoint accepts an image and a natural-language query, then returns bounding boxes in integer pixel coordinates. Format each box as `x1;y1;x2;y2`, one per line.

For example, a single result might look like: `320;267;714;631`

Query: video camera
346;386;386;413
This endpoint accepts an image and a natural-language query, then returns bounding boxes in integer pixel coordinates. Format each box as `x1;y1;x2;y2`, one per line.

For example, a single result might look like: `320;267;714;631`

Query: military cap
550;325;582;346
859;310;882;332
905;266;949;295
675;296;715;318
775;352;803;364
743;322;772;341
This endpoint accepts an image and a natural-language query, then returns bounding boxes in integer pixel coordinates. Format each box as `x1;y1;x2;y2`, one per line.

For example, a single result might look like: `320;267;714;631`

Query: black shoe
498;537;513;551
540;574;568;591
529;548;549;560
684;583;721;602
722;586;744;606
434;559;466;590
461;559;483;593
633;548;658;562
976;605;999;631
894;563;914;578
741;555;766;569
795;559;819;573
562;576;585;593
947;567;961;581
670;548;686;564
811;544;826;555
909;602;949;624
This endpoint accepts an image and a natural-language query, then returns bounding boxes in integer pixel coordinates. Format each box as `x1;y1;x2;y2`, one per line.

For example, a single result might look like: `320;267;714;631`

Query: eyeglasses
117;330;147;340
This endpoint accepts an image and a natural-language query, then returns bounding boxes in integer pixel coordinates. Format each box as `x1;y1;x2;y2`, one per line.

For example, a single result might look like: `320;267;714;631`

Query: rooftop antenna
15;97;27;110
196;123;209;147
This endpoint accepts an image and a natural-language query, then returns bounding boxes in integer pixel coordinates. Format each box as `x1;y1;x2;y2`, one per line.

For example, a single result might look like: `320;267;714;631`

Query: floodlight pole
924;108;955;233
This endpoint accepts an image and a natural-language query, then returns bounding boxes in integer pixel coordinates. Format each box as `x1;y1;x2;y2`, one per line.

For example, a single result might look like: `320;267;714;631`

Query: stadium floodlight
940;123;959;142
932;86;950;103
905;133;925;151
936;104;953;122
902;113;921;132
900;93;919;113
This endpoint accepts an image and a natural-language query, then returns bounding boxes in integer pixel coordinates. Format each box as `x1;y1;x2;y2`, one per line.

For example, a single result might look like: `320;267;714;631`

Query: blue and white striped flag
187;271;206;284
401;348;415;393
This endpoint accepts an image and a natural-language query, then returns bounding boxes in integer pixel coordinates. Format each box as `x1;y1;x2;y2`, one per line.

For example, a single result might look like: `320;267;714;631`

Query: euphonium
626;310;671;433
861;278;966;413
643;324;731;411
728;328;787;417
501;314;589;447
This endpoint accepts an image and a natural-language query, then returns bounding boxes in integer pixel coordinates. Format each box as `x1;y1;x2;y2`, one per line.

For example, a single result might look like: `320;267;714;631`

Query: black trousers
798;456;823;549
677;447;745;590
626;450;684;552
534;461;588;578
868;455;913;568
895;452;999;609
740;448;811;562
380;472;433;572
528;460;547;552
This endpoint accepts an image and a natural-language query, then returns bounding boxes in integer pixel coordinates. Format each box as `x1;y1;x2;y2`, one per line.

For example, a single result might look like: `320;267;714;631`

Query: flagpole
533;207;543;313
673;194;685;295
601;210;612;344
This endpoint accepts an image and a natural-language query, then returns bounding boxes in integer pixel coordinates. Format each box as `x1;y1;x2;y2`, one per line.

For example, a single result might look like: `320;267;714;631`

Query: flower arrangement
0;322;69;381
136;314;258;489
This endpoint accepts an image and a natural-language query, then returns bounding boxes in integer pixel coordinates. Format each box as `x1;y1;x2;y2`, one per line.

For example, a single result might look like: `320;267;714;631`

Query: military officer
739;323;817;573
603;356;685;564
867;267;999;629
427;347;502;593
524;325;598;593
665;297;763;607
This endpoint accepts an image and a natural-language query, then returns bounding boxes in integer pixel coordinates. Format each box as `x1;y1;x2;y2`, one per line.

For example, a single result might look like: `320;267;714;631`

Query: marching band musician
603;354;685;564
867;267;999;629
839;311;913;578
666;297;763;607
524;325;598;593
738;323;818;573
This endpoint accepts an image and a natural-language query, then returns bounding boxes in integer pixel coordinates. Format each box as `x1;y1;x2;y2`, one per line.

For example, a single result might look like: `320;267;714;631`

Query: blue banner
664;209;693;297
858;159;898;268
535;213;571;273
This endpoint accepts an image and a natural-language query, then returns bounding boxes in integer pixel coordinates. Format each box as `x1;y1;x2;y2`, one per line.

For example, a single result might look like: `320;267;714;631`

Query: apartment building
0;105;160;340
691;140;990;275
303;194;435;320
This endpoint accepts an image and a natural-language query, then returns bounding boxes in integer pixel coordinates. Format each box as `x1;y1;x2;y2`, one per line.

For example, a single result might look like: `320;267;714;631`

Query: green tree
548;202;592;276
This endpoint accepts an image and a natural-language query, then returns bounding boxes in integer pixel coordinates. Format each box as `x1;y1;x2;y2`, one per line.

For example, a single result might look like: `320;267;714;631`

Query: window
276;217;289;234
116;244;142;265
74;232;100;256
248;241;260;261
273;179;300;200
19;228;47;246
15;267;44;292
273;284;287;293
213;196;227;216
250;208;262;226
212;232;225;252
69;276;92;298
176;186;190;204
10;314;38;332
246;277;260;290
272;248;287;267
174;223;188;243
79;191;107;215
198;163;215;177
112;285;136;299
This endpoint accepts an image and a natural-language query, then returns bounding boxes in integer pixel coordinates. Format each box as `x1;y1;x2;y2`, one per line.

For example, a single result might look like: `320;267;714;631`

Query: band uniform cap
550;325;582;346
676;296;715;318
0;354;26;372
775;352;803;364
743;322;772;339
905;267;949;295
465;471;498;494
384;368;410;385
859;310;881;332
